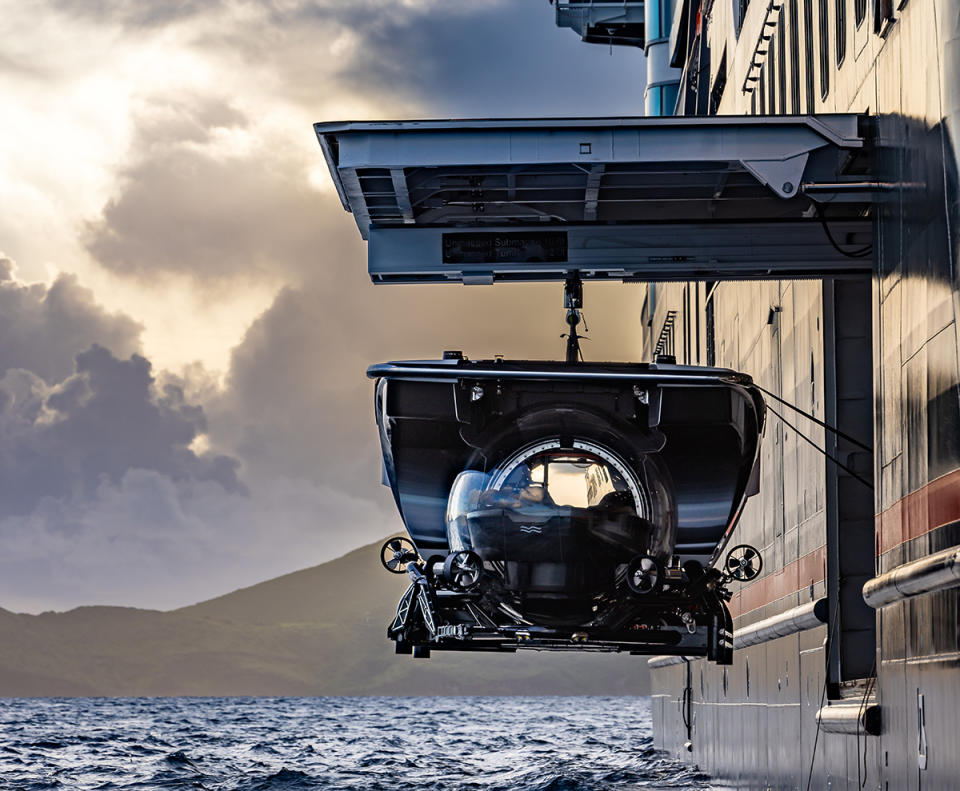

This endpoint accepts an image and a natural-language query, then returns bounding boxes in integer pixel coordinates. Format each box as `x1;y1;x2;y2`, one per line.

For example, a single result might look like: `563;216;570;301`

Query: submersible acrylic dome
445;438;676;625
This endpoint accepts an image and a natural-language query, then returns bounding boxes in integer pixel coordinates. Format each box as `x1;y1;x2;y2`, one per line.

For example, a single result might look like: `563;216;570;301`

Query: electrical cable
857;662;877;789
752;383;873;452
818;209;873;259
805;602;842;791
766;405;874;489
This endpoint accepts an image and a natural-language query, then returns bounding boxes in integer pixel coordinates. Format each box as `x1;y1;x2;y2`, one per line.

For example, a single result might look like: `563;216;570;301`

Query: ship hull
650;0;960;787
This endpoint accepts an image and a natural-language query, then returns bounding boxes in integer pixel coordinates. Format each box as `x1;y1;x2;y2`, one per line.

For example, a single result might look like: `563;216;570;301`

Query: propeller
725;544;763;582
380;536;419;574
442;550;483;590
626;554;664;595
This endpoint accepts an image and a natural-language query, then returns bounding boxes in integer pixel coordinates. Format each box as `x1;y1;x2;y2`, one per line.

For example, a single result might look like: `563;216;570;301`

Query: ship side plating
604;1;960;788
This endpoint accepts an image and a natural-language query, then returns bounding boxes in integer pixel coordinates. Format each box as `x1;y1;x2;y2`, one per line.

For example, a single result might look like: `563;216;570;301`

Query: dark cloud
0;285;393;611
0;465;390;612
0;261;141;384
0;0;649;610
321;1;646;118
198;1;644;114
0;344;242;518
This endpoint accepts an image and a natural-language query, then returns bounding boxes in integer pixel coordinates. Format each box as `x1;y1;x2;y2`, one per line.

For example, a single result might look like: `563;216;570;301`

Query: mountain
0;540;650;696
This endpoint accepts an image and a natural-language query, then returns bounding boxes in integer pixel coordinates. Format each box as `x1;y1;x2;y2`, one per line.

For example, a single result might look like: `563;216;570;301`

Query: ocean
0;696;714;790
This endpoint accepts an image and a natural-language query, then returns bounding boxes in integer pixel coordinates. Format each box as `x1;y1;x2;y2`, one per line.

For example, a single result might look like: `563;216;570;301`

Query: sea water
0;696;714;790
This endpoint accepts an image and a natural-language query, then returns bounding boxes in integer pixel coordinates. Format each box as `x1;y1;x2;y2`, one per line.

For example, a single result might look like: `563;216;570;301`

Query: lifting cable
766;404;874;489
751;383;873;453
856;659;878;789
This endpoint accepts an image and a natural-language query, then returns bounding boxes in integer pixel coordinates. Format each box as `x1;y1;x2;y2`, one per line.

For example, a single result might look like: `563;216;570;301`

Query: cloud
79;0;643;287
313;0;646;118
0;344;242;519
0;272;406;612
48;0;220;29
84;99;325;285
0;0;648;611
0;260;141;384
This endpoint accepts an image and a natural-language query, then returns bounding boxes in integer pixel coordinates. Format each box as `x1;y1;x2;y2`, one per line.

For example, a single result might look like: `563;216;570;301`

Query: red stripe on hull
876;468;960;555
728;545;826;619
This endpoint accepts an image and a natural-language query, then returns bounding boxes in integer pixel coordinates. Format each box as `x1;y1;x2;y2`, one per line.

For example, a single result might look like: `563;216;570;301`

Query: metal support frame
366;221;873;284
316;114;874;285
823;277;844;692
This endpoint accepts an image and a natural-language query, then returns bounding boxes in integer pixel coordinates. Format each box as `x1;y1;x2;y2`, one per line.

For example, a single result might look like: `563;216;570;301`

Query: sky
0;0;646;612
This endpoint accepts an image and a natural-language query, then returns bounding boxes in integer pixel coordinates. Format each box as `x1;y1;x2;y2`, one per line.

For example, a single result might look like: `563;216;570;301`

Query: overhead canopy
315;115;875;284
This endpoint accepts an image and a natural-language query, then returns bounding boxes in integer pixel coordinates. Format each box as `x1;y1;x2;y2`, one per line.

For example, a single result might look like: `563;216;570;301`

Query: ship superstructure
316;1;960;788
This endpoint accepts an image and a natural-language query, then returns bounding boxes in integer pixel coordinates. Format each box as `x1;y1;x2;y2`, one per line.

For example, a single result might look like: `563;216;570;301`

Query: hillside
0;540;650;696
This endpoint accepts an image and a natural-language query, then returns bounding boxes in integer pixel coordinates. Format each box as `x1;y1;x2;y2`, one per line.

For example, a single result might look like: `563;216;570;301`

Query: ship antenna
562;272;585;363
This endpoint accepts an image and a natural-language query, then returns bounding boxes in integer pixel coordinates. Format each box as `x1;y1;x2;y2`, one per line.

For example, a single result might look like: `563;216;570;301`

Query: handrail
816;700;881;736
862;544;960;609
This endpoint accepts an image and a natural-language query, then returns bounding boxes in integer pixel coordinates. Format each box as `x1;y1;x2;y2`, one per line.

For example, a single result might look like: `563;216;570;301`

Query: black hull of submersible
368;358;765;567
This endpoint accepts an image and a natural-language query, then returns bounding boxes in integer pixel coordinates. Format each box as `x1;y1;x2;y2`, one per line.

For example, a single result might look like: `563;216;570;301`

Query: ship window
777;8;787;113
646;0;674;40
789;0;801;113
646;83;679;117
648;0;661;40
647;86;662;116
836;0;847;66
663;82;679;116
804;0;815;111
818;0;830;99
855;0;867;25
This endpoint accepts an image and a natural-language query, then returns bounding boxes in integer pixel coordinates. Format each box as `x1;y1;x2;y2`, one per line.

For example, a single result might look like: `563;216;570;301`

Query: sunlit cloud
0;0;643;611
